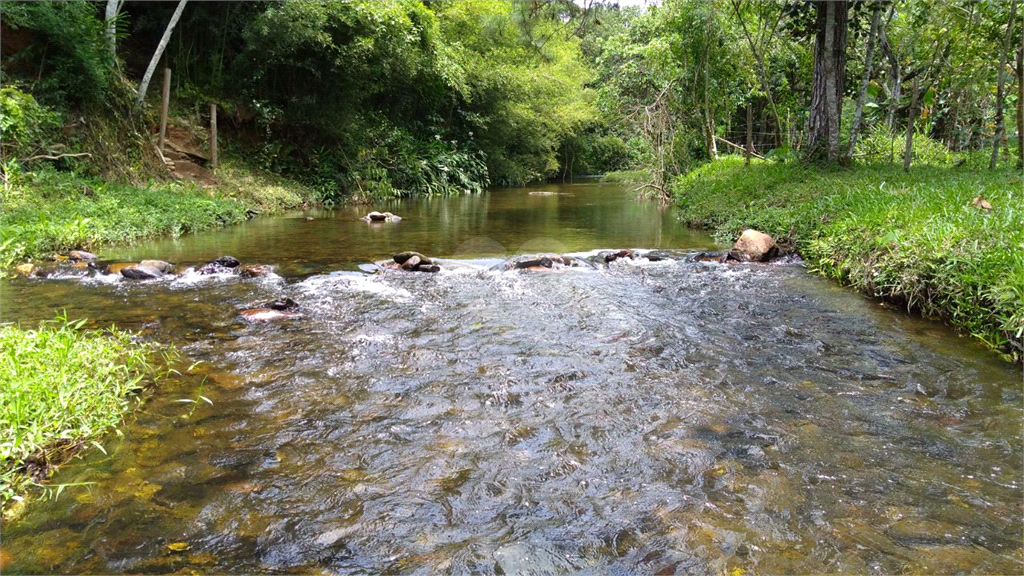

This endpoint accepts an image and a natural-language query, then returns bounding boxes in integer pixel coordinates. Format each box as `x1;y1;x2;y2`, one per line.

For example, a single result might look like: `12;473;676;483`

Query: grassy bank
0;160;318;270
671;155;1023;359
0;314;168;507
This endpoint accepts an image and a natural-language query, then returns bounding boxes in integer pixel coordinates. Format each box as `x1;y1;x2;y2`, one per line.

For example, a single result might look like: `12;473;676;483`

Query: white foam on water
299;272;413;302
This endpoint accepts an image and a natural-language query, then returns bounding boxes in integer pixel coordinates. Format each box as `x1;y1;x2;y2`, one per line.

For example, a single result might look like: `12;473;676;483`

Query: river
2;181;1021;575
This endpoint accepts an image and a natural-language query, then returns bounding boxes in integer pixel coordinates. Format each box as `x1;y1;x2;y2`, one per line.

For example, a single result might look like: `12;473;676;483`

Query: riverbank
0;314;169;510
671;156;1023;360
0;158;317;510
1;160;319;271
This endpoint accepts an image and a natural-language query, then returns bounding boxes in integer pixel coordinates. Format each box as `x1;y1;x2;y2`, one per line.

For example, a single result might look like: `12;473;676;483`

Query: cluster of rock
492;253;596;272
112;255;274;280
360;211;402;223
379;251;441;273
12;250;276;281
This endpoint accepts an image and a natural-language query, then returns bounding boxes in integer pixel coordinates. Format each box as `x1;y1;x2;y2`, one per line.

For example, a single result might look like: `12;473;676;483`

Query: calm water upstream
1;181;1021;575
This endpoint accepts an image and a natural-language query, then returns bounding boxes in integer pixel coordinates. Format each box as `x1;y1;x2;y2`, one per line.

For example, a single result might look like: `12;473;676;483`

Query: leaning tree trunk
807;0;849;164
135;0;190;107
848;0;882;157
990;0;1016;169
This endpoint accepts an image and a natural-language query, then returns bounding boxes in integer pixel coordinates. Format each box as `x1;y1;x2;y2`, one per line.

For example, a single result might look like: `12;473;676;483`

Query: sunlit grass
672;155;1023;358
0;314;166;505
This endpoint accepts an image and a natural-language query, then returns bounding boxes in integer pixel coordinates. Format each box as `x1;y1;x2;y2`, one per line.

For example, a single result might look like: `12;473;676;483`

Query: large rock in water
362;211;402;223
139;259;174;273
729;229;778;263
69;250;98;262
390;251;440;272
121;264;164;280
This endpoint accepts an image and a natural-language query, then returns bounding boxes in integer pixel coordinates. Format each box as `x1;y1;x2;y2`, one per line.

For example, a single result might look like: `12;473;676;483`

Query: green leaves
1;314;169;504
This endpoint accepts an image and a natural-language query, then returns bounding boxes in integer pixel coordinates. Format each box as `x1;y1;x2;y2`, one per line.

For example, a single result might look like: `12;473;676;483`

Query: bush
0;87;63;163
856;124;956;166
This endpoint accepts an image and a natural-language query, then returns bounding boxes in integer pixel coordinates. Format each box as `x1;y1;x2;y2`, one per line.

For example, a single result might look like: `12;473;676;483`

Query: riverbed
2;181;1021;574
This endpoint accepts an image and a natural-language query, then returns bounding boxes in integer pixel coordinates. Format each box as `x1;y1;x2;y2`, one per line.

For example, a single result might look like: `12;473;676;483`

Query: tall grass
0;168;247;268
0;314;165;504
672;155;1023;358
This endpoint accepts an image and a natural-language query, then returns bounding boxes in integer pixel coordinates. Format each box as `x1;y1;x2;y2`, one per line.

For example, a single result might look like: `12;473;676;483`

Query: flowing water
2;182;1021;575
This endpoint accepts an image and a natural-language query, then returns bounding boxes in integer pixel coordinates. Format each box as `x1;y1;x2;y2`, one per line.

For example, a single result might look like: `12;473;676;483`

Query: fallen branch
714;136;766;159
19;152;93;162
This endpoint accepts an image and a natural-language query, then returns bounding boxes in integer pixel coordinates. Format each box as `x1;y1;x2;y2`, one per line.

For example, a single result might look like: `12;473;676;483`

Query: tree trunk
807;0;849;164
136;0;190;107
703;63;718;160
104;0;123;57
745;102;753;165
731;0;784;147
848;0;882;157
1017;35;1023;167
990;0;1017;169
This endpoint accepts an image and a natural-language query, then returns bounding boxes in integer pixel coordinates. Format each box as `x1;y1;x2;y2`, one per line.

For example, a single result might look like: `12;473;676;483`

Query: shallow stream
2;182;1021;574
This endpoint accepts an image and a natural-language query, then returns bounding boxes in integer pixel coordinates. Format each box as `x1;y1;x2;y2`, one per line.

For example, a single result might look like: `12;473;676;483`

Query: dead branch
19;152;93;162
714;136;766;159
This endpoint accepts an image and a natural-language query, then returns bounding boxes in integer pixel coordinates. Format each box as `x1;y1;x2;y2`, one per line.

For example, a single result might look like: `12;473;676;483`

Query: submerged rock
495;253;594;272
603;249;636;263
120;265;165;280
692;251;729;264
728;229;779;263
13;263;38;277
238;264;273;278
238;308;300;322
239;297;300;321
98;262;135;275
265;297;298;311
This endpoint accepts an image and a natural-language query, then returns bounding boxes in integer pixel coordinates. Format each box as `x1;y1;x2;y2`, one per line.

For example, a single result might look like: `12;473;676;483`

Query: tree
104;0;124;57
730;0;785;147
990;0;1017;169
847;0;882;156
806;0;849;163
135;0;189;107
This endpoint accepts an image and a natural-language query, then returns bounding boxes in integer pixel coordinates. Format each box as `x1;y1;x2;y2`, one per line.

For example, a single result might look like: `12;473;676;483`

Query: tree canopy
1;0;1019;195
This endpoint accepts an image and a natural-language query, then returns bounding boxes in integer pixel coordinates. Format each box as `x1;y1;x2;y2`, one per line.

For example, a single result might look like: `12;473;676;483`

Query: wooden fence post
158;68;171;153
210;103;218;170
745;102;753;165
903;77;919;172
